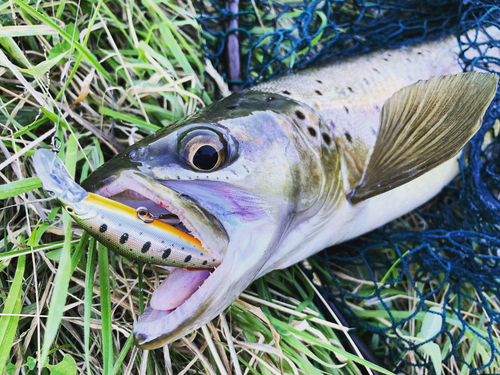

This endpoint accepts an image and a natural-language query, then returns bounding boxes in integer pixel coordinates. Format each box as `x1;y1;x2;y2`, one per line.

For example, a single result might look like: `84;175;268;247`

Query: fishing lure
33;149;220;269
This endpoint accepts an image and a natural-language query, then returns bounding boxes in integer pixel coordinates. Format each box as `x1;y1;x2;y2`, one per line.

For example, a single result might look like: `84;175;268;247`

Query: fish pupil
193;145;219;171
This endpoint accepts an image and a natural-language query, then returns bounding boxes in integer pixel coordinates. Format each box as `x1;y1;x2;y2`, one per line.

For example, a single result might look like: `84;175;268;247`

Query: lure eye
182;130;227;172
66;205;74;214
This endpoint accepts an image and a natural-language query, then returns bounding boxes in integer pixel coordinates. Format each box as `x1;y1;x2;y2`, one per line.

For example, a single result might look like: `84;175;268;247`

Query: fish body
34;149;219;268
79;31;498;349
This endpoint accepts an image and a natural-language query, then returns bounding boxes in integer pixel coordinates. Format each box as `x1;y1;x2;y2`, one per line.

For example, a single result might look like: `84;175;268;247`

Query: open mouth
91;173;229;345
109;189;193;234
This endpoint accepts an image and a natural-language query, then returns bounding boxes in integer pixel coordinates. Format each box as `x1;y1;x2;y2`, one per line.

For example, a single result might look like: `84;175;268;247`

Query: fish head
81;91;342;348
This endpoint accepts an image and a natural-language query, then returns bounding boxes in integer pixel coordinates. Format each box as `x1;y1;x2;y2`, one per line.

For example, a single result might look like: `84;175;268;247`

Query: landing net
199;1;500;373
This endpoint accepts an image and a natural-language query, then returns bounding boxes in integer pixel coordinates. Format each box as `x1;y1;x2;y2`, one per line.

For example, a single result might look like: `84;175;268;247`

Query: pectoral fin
348;72;498;204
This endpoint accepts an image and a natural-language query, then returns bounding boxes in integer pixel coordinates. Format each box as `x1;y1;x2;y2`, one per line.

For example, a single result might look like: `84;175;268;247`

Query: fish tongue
151;268;211;310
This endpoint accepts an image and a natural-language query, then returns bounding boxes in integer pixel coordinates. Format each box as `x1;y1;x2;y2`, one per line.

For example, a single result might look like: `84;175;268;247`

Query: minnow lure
33;149;220;268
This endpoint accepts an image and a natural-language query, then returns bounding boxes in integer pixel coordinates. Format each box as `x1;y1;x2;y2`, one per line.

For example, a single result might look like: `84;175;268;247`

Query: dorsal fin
348;72;498;204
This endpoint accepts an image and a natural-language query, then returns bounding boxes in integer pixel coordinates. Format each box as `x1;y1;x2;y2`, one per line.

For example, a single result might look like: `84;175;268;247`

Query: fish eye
181;130;227;172
66;205;74;213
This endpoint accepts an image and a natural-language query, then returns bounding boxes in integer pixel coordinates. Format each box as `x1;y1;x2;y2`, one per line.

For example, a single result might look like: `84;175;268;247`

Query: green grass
0;0;499;374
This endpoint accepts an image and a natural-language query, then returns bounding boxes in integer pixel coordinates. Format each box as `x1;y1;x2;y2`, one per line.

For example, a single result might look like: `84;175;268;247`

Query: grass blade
39;210;73;368
98;243;114;374
111;334;135;375
0;255;26;374
100;107;160;131
0;177;41;199
0;25;58;37
84;238;96;375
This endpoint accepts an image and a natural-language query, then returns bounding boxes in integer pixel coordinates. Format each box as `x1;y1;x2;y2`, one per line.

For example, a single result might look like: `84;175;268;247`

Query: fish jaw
134;216;284;349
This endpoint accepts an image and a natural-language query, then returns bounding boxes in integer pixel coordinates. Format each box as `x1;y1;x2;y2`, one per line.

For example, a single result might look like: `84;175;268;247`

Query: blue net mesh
199;0;465;88
198;0;500;373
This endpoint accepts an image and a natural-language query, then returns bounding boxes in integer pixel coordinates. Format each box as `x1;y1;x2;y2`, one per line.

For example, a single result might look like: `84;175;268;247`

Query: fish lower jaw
133;263;222;348
93;175;225;263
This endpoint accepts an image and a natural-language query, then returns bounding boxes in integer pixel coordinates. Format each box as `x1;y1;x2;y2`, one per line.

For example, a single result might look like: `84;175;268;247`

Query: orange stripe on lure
33;149;219;268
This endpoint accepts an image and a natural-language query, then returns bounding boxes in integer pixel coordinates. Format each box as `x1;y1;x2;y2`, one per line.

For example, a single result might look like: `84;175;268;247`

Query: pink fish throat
151;268;212;312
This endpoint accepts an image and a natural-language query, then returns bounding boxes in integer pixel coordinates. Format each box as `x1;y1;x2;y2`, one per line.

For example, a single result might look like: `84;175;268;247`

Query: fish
33;149;220;269
78;30;498;349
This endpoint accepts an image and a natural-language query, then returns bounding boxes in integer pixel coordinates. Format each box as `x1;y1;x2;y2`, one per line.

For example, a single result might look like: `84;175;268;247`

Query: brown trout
80;30;498;349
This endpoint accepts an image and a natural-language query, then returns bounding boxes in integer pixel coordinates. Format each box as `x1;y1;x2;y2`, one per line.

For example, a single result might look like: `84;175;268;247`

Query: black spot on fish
347;87;354;93
162;248;171;259
322;133;332;146
120;233;129;244
315;90;323;95
203;260;207;265
316;80;322;84
282;90;291;95
407;58;412;63
344;106;349;114
118;223;122;227
139;232;143;235
295;110;305;120
373;68;380;73
184;255;192;262
99;224;107;233
141;241;151;253
345;132;352;143
383;58;388;61
200;253;204;256
161;240;165;244
307;127;317;137
107;238;110;241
